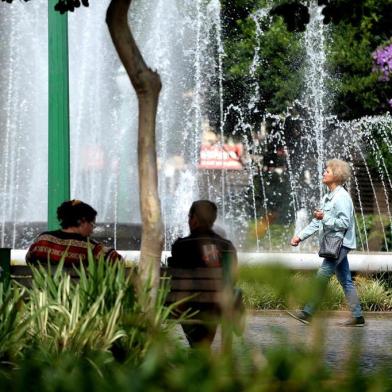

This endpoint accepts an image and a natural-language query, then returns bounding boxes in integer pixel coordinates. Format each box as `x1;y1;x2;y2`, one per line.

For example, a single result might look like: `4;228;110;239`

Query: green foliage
269;1;310;32
355;213;392;252
1;345;391;392
356;276;392;311
0;254;183;367
238;264;392;311
321;0;392;38
239;280;286;309
257;19;305;113
223;7;304;120
0;284;31;362
24;259;139;356
322;275;345;310
327;12;392;119
238;265;312;309
1;261;392;390
222;0;392;133
360;119;392;192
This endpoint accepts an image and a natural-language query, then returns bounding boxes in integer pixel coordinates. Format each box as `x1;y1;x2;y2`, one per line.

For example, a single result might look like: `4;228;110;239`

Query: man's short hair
189;200;217;229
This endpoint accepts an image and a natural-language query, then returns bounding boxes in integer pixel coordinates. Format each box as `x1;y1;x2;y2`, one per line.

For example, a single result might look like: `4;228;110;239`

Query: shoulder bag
318;188;350;260
318;230;347;260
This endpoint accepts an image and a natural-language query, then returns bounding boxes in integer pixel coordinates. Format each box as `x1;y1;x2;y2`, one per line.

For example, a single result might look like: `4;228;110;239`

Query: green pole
48;1;70;230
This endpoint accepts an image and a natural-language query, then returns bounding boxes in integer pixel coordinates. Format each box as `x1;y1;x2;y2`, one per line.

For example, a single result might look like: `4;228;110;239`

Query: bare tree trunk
106;0;163;297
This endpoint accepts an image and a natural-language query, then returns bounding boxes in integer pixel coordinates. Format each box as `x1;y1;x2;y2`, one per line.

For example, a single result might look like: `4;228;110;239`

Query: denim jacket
297;185;356;249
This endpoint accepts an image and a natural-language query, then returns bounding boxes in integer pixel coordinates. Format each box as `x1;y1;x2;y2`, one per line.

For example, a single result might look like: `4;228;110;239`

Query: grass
238;264;392;311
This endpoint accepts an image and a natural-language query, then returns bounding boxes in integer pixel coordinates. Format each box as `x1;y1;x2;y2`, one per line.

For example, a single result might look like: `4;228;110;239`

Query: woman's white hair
326;159;351;184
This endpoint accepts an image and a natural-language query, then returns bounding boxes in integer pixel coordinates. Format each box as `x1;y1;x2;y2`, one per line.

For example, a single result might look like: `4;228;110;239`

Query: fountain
0;1;48;248
0;0;223;250
0;0;391;260
224;1;392;253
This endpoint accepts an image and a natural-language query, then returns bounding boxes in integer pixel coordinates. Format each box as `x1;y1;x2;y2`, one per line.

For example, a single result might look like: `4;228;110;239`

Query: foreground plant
0;283;31;363
15;254;180;363
1;261;392;391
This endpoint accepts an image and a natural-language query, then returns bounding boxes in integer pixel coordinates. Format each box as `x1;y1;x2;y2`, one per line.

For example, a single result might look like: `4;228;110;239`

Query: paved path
176;311;392;373
241;311;392;373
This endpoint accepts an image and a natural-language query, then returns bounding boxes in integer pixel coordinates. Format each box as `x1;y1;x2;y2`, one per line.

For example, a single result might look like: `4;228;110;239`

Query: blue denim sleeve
298;218;320;241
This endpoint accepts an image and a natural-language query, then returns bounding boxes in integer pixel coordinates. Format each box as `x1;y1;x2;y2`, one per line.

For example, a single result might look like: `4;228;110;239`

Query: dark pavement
242;311;392;373
175;311;392;373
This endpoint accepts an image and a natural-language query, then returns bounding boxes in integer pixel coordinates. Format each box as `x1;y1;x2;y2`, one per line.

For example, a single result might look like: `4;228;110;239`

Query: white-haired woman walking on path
289;159;365;327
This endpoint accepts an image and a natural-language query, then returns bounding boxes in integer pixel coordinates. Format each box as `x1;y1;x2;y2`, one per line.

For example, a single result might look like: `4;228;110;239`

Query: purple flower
389;99;392;108
372;43;392;81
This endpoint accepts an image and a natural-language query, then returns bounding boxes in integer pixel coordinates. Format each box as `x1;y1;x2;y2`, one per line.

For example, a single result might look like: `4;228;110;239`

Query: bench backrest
161;267;224;304
9;264;80;288
5;264;226;306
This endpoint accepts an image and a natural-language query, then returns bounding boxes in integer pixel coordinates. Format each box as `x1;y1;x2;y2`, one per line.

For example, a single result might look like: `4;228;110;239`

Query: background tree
221;0;305;134
221;0;392;122
221;0;392;178
322;0;392;119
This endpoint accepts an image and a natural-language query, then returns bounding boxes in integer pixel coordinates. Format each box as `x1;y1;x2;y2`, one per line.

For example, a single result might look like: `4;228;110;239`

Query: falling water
303;2;329;197
228;1;392;251
0;1;48;248
0;0;226;250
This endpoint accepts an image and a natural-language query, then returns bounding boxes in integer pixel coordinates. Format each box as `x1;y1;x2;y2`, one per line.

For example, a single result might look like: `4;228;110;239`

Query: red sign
199;143;244;170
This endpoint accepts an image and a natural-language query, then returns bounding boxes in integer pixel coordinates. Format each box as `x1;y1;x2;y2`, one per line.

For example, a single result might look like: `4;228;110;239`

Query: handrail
5;249;392;272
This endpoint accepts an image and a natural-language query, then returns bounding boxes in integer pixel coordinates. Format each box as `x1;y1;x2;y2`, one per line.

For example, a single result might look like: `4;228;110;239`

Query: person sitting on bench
167;199;238;347
26;199;123;266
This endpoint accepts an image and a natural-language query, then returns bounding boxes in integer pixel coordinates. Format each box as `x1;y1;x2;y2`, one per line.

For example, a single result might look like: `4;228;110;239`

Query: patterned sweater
25;230;122;266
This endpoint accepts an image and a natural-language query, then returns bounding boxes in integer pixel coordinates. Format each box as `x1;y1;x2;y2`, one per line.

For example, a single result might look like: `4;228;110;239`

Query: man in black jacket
168;200;238;347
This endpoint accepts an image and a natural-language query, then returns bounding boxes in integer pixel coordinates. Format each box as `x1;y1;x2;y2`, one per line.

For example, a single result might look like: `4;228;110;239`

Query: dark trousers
181;305;219;348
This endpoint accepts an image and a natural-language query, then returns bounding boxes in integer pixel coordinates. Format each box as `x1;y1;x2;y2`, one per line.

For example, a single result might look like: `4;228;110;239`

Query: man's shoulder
173;234;235;249
211;231;236;249
170;236;197;256
173;234;190;242
172;235;191;246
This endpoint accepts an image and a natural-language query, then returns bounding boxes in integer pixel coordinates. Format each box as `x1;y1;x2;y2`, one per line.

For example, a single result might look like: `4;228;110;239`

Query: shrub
356;276;392;311
239;266;392;311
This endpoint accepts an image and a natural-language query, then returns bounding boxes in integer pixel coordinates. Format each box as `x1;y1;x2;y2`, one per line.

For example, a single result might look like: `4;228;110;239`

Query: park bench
162;267;228;304
1;249;234;304
1;249;230;303
0;248;240;349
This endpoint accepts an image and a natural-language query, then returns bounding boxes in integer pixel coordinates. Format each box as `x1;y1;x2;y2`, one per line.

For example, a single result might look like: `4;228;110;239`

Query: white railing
11;250;392;272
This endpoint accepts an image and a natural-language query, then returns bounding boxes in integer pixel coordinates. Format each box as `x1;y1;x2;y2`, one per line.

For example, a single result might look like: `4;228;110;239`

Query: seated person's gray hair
190;200;217;228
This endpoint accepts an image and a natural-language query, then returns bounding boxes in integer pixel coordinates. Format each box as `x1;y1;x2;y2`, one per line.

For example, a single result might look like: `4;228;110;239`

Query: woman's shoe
287;310;312;325
339;316;365;327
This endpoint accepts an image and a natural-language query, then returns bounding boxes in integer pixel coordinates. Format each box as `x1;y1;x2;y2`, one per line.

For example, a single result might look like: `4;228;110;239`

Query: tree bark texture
106;0;163;296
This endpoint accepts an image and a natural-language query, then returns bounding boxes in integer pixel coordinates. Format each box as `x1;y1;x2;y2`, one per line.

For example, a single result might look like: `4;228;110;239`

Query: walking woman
290;159;364;326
